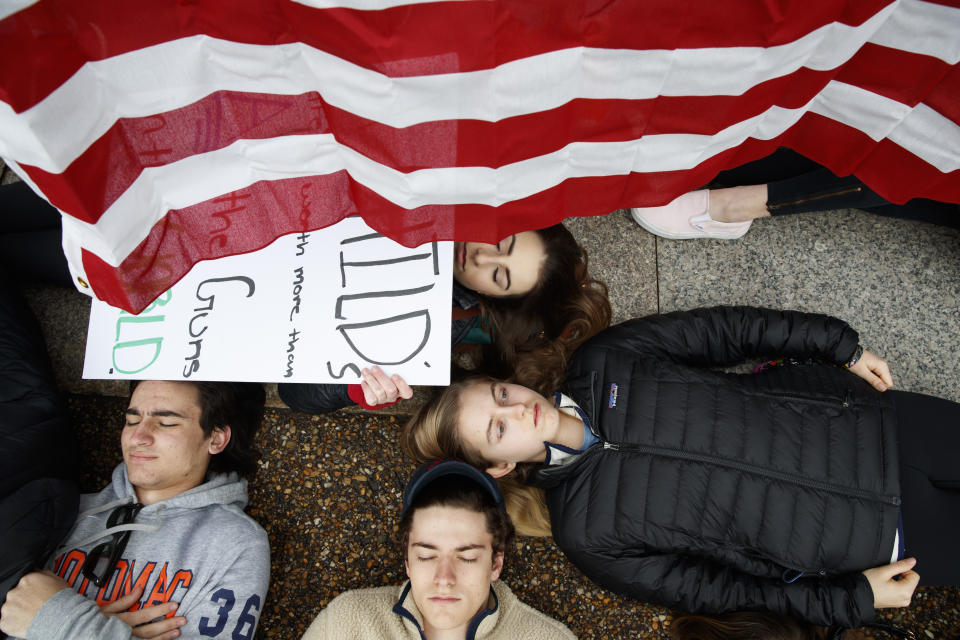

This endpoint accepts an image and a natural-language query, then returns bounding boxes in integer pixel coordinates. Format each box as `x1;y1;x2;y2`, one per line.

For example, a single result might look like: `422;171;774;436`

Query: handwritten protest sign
83;217;452;384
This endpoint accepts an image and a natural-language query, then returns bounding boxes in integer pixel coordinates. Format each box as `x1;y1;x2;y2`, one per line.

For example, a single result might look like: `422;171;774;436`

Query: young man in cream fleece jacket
0;377;270;640
301;460;575;640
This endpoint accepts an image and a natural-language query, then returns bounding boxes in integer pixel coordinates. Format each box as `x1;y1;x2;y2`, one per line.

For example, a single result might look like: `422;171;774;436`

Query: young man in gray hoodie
0;377;271;640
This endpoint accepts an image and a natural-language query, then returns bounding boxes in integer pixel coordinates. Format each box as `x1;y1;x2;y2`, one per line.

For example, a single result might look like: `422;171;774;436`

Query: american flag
1;0;957;313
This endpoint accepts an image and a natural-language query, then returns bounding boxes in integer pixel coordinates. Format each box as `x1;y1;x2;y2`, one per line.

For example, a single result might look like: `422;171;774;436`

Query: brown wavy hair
401;376;553;537
670;612;833;640
473;223;610;394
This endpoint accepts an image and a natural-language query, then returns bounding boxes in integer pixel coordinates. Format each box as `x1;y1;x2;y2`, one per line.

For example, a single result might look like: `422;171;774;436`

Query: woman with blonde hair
402;306;960;629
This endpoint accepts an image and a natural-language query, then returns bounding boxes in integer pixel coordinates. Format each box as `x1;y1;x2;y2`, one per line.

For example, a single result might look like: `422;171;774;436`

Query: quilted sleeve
565;545;875;629
585;306;859;368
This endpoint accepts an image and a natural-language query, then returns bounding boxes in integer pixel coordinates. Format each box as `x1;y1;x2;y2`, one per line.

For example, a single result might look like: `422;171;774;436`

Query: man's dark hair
130;380;265;477
397;475;515;559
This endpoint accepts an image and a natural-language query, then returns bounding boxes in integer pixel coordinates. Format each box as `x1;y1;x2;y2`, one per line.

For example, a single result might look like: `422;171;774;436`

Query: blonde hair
401;378;553;537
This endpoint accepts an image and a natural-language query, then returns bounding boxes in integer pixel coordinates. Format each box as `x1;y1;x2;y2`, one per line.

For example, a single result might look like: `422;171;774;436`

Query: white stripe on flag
292;0;469;9
891;101;960;174
812;79;960;174
3;1;945;171
869;0;960;63
0;0;39;21
70;77;958;267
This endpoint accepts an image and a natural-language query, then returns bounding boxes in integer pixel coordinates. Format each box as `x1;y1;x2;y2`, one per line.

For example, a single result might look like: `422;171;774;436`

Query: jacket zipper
767;186;863;211
745;389;852;408
600;441;899;506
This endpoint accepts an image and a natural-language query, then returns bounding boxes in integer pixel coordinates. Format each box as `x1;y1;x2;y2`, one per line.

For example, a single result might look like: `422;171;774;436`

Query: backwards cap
401;459;505;519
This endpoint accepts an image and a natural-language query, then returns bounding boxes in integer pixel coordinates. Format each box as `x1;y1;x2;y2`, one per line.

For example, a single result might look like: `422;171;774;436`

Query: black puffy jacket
529;306;900;628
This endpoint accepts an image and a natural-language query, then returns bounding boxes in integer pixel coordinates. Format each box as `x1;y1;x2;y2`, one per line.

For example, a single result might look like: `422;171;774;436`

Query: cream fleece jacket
301;580;575;640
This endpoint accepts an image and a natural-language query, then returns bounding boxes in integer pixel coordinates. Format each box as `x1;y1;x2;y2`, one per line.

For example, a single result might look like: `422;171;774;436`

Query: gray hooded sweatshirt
22;464;270;640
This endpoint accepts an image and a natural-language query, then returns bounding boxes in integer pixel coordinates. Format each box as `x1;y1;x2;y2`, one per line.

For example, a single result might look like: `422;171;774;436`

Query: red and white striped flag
1;0;958;313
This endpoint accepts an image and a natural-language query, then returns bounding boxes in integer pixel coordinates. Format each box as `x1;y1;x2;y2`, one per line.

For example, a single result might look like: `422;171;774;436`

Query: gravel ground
68;394;960;640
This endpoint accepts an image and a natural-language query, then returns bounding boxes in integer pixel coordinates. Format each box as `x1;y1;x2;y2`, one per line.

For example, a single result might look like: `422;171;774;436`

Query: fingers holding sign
360;366;413;407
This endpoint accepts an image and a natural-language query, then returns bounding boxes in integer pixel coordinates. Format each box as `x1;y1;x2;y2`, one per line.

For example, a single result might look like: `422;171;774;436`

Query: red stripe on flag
81;171;454;312
21;91;337;222
781;113;960;205
836;42;959;107
0;0;896;111
80;110;956;315
920;64;960;127
27;28;960;224
21;81;823;223
21;37;956;226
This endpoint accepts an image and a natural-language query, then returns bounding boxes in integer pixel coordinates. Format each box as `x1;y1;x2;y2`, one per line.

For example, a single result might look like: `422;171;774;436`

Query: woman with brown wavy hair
279;222;610;413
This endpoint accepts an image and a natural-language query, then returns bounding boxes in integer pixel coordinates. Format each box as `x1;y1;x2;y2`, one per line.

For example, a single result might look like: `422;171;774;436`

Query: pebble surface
68;395;960;639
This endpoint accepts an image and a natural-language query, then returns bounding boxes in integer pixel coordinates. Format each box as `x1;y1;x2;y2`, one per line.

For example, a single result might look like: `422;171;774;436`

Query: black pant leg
868;200;960;229
0;268;78;495
0;181;62;231
0;182;73;286
890;389;960;585
711;147;824;185
711;148;960;226
764;168;890;214
710;148;892;214
767;170;959;226
0;268;80;606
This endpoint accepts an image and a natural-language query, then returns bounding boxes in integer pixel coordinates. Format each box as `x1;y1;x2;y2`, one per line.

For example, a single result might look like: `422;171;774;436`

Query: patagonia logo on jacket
608;383;619;408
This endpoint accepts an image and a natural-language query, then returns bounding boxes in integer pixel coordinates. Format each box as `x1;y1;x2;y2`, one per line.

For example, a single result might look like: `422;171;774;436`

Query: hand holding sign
360;366;413;406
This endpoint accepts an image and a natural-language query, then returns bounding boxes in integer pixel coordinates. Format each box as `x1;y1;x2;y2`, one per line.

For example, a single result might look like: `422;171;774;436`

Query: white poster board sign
83;217;452;384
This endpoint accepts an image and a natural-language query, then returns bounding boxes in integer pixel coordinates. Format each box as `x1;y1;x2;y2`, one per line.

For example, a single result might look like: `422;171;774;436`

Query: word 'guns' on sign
84;217;452;385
